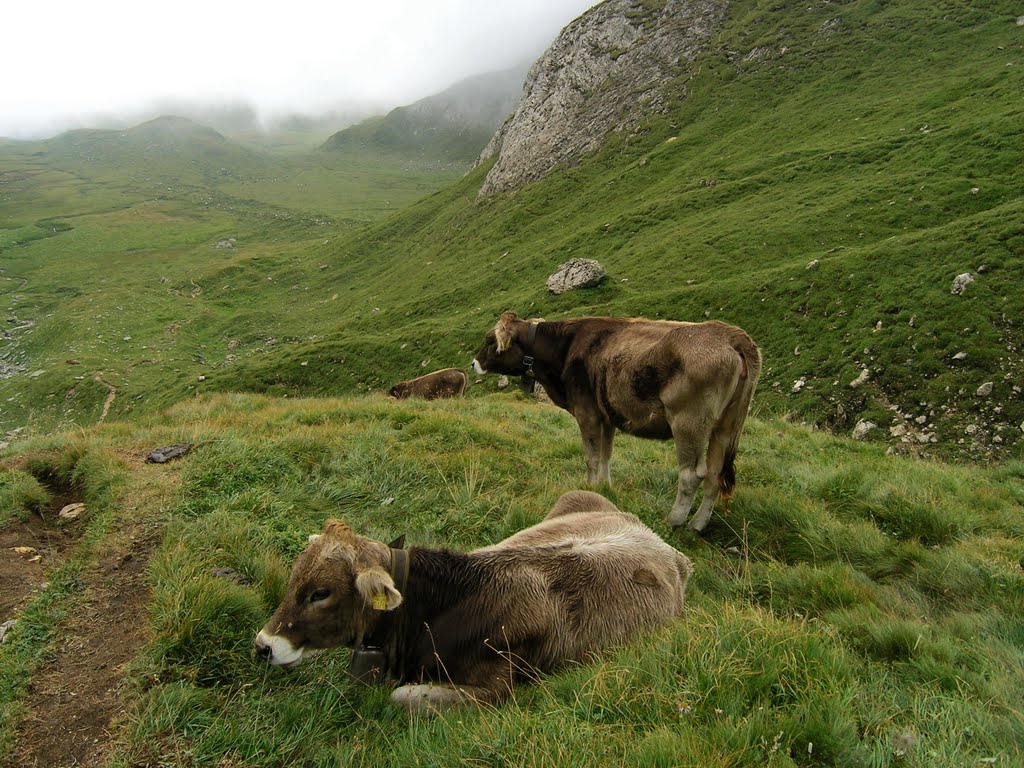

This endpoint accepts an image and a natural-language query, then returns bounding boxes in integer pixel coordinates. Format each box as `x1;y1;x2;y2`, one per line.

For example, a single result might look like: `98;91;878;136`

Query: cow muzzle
254;630;303;667
472;359;486;375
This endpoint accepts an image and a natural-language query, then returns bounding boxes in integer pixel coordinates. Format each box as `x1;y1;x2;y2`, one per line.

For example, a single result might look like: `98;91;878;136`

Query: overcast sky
1;0;596;139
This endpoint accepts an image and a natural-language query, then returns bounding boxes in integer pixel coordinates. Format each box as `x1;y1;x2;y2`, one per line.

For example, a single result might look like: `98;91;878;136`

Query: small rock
197;375;206;382
852;420;877;440
497;376;511;389
970;187;980;195
13;546;38;557
0;619;16;644
145;443;194;463
892;730;917;757
58;502;86;521
908;315;916;327
873;321;882;332
915;415;927;424
791;376;807;394
952;351;967;361
950;272;975;295
546;258;607;295
1017;15;1024;26
805;259;819;270
215;239;235;249
977;381;993;397
212;567;253;586
966;424;978;435
849;369;870;388
724;546;744;559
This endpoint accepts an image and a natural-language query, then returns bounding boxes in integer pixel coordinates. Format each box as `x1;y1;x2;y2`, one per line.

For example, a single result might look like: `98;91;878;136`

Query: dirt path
8;461;178;768
94;374;116;424
12;522;156;768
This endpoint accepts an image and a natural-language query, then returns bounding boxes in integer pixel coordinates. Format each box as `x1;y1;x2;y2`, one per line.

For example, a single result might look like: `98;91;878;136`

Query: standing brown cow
388;368;467;400
472;312;761;532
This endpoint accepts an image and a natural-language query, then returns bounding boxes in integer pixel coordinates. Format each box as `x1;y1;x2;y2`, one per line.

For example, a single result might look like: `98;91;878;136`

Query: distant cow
388;368;467;400
472;312;761;532
254;491;691;713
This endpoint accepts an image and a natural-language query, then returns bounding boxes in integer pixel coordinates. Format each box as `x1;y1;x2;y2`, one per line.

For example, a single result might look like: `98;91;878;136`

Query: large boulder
547;258;607;294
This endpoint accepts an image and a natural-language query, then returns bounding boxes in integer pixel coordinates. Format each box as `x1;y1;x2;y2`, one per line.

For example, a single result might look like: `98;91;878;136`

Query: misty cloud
2;0;595;139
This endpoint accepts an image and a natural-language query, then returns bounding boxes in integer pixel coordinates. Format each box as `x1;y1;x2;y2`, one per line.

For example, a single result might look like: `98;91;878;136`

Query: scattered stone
145;442;194;463
852;420;877;440
497;376;511;389
908;315;916;327
952;351;968;361
58;502;86;521
546;258;607;294
893;731;917;758
970;187;980;195
212;567;253;586
724;546;744;559
805;259;819;270
534;383;553;405
791;376;807;394
1017;15;1024;26
215;238;237;249
915;415;928;425
66;359;81;365
977;381;994;397
873;321;882;332
950;272;975;295
966;424;978;435
197;375;206;382
849;369;870;388
0;619;16;644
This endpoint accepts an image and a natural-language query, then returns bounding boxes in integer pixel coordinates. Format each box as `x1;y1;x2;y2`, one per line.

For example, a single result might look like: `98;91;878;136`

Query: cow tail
718;336;762;505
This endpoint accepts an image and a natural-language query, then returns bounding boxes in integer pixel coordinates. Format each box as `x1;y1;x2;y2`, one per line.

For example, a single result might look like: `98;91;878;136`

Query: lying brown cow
472;312;761;532
254;491;691;713
388;368;467;400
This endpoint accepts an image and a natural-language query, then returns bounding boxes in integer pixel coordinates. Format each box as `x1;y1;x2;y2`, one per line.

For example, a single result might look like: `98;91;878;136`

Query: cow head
472;311;531;375
388;383;409;399
254;519;403;667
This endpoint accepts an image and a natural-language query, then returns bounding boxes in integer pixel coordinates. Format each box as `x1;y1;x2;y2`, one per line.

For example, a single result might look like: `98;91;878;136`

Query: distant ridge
322;67;527;165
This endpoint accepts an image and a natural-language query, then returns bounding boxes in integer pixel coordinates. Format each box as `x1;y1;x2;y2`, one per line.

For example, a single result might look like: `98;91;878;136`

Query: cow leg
687;429;729;532
665;416;712;528
391;683;503;714
597;422;615;484
576;416;606;485
687;473;720;533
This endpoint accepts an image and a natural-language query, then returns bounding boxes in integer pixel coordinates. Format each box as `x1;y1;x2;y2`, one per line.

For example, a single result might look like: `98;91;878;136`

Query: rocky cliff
477;0;727;196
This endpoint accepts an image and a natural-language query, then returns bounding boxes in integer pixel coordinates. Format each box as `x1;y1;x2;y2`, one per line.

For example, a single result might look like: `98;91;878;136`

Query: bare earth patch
12;523;156;767
1;508;80;628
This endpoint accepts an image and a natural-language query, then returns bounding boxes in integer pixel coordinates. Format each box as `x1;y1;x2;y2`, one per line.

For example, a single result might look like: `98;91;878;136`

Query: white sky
1;0;596;139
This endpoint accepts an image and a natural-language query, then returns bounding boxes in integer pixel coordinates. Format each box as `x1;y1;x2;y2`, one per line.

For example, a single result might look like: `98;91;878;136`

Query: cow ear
355;567;403;611
494;311;519;353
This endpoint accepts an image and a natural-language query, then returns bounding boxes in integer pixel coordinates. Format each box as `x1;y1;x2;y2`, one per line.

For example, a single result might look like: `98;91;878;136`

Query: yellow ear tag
372;594;388;611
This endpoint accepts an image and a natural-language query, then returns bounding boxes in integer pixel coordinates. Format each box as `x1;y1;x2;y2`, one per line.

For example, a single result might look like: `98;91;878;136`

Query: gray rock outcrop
950;272;974;295
477;0;727;196
547;258;607;294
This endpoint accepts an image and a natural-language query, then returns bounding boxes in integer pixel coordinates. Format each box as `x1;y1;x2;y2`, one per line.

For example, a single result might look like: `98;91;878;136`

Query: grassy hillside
323;67;525;165
211;0;1024;461
1;394;1022;766
2;1;1021;461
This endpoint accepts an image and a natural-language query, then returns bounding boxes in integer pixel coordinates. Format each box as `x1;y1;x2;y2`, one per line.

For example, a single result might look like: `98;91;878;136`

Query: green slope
1;395;1022;765
212;0;1024;460
2;0;1022;461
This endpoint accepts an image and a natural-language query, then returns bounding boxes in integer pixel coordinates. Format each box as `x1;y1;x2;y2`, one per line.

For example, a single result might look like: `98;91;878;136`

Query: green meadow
1;395;1022;766
1;0;1023;765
